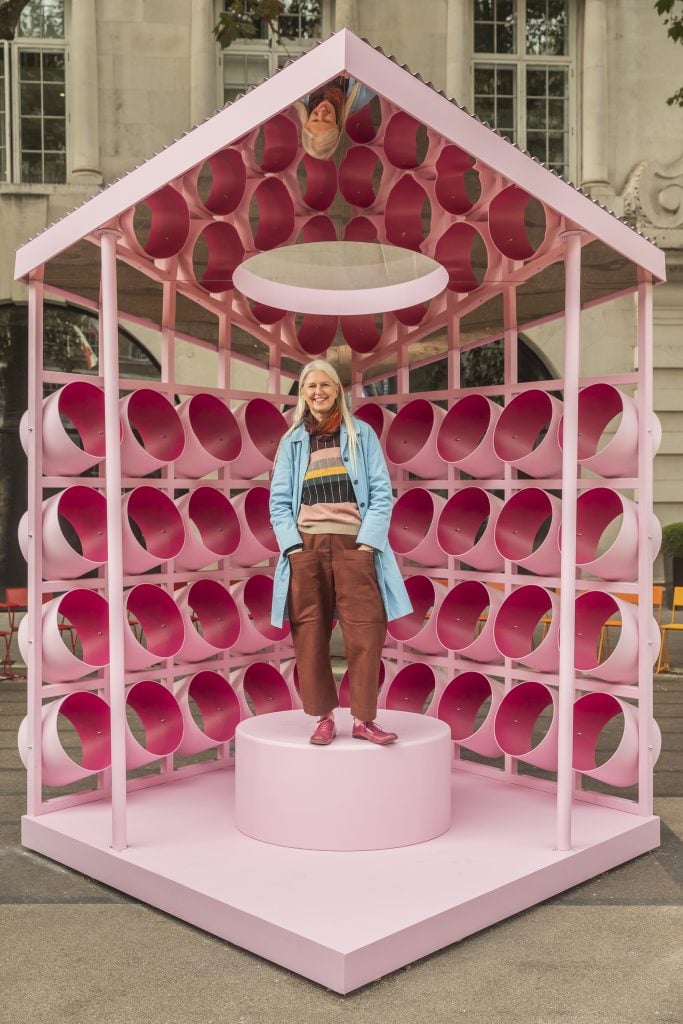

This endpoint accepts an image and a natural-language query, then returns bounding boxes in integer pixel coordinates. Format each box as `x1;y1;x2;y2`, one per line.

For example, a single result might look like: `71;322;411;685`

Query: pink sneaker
310;717;336;745
352;721;398;745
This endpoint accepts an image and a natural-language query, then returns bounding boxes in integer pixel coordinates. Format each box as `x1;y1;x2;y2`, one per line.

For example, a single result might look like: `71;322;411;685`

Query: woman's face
302;370;339;422
307;99;337;135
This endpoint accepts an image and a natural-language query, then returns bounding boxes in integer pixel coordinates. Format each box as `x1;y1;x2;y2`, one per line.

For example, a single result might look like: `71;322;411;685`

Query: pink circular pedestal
235;708;452;851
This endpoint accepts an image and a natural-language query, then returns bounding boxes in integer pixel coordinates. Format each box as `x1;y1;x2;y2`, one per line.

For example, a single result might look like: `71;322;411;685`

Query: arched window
363;335;557;397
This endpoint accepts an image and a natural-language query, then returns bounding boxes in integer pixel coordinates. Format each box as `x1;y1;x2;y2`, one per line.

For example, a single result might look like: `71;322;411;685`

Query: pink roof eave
14;29;666;284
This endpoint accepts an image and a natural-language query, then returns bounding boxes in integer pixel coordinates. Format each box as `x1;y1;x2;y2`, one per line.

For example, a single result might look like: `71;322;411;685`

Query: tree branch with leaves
655;0;683;106
0;0;31;40
213;0;284;48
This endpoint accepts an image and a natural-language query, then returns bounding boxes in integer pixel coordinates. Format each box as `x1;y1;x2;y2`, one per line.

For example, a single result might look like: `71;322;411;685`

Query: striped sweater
297;431;361;535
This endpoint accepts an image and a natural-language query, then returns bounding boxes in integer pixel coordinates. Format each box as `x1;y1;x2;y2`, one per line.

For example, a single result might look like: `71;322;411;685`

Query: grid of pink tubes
18;372;661;793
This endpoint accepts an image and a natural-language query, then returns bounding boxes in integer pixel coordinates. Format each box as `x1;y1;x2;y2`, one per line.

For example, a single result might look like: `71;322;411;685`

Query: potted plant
661;521;683;607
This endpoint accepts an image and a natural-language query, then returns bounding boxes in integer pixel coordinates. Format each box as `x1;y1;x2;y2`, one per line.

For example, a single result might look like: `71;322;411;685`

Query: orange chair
656;585;683;673
0;626;12;679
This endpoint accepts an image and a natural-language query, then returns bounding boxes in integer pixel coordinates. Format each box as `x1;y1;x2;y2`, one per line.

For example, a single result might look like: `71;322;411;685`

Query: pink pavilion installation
14;30;665;994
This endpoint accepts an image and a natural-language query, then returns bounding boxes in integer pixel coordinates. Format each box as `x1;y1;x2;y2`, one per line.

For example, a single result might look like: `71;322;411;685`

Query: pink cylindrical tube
494;680;558;771
388;488;446;566
436;394;503;478
436;671;505;758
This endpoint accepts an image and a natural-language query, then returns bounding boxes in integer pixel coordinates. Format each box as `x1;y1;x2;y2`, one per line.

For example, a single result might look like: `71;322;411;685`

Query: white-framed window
221;1;328;105
472;0;575;178
0;0;67;184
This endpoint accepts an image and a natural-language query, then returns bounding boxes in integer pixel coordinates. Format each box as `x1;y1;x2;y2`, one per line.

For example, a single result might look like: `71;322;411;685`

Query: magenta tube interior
186;671;241;742
186;488;240;556
297;314;337;355
489;185;545;260
354;402;391;440
385;176;429;250
57;486;108;561
384;663;435;713
243;399;287;464
437;671;495;742
241;488;278;554
184;580;240;651
243;575;290;643
386;399;439;467
134;185;190;258
570;383;627;461
383;111;424;169
338;146;382;208
494;681;555;758
57;589;109;665
572;692;625;773
494;390;556;463
433;222;486;292
340;313;383;353
435;145;479;215
574;487;625;565
198;148;245;215
195;221;245;293
494;585;553;661
494;488;555;563
437;487;495;557
388;576;437;642
126;584;185;659
300;153;337;210
58;381;108;459
184;394;241;462
388;488;438;555
126;680;184;756
436;394;497;465
258;114;298;173
299;214;336;244
574;591;620;672
126;486;185;561
251;177;295;249
58;691;111;772
242;662;292;715
124;389;185;463
436;581;493;652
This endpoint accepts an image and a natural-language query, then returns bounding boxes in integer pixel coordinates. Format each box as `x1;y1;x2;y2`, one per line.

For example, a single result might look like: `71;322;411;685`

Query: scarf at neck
304;407;342;437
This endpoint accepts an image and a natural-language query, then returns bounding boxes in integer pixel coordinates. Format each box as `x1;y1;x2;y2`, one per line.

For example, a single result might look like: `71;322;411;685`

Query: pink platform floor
21;768;659;993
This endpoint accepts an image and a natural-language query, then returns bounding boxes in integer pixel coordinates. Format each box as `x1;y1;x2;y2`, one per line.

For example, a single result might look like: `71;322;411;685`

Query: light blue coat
269;418;413;628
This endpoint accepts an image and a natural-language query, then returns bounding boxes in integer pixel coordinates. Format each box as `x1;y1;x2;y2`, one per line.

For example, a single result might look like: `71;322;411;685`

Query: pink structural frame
14;30;663;993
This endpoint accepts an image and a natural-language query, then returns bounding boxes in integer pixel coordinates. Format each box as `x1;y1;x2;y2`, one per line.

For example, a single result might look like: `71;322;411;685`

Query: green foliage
213;0;283;48
654;0;683;105
661;521;683;558
0;0;32;41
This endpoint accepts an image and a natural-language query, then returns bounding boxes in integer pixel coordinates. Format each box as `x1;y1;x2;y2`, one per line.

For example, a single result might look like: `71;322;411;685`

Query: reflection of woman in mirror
295;76;374;160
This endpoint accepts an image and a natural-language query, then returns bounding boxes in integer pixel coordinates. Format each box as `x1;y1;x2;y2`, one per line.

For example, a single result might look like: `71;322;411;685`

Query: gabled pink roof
15;29;665;283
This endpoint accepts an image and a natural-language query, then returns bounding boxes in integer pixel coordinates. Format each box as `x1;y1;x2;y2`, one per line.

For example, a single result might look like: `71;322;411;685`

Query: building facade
1;0;681;583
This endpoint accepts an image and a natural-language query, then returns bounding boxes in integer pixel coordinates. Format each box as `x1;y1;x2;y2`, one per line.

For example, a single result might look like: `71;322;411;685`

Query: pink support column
556;230;583;852
26;274;45;816
98;229;127;851
636;276;655;814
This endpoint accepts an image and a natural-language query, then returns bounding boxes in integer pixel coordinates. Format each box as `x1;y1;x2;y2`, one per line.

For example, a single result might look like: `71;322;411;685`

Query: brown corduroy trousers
287;533;387;722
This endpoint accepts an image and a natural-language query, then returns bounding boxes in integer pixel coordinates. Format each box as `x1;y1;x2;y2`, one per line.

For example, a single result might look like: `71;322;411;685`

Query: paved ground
1;626;681;1024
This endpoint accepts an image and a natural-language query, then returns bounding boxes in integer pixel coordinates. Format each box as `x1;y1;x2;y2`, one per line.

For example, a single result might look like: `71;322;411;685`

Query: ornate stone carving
623;154;683;253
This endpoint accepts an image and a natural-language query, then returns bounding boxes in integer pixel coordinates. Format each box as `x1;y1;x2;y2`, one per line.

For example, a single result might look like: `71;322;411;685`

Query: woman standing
269;360;412;746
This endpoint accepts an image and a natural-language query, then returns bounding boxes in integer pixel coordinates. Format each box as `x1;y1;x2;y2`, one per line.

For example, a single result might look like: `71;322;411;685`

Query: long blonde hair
280;359;359;467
